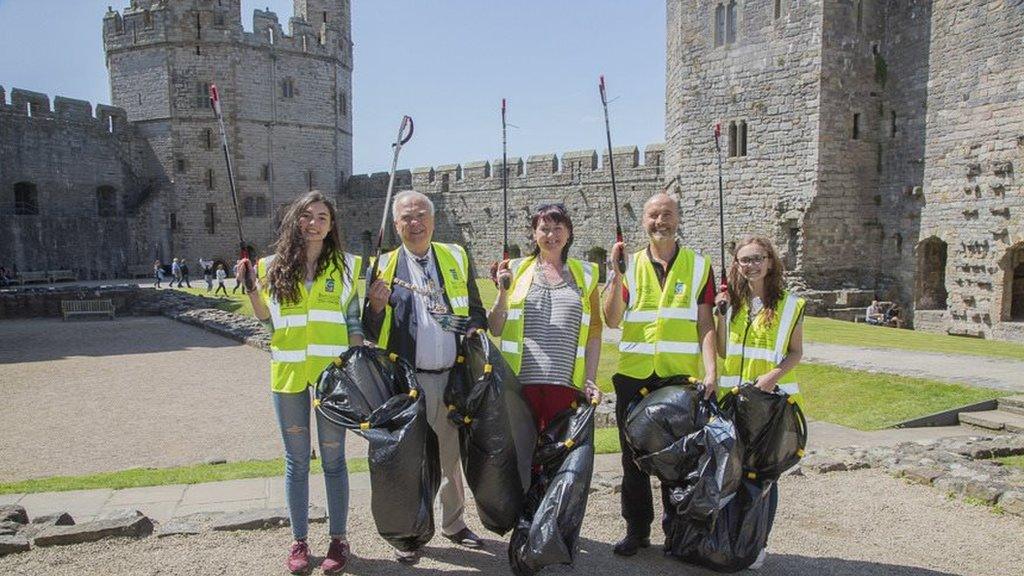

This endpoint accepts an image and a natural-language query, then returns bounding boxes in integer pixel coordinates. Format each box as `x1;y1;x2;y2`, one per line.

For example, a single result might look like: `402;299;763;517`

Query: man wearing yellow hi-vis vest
488;203;603;434
363;190;488;561
713;235;805;571
602;192;719;557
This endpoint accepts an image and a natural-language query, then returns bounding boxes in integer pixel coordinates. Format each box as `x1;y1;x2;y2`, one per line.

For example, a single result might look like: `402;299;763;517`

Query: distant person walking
153;260;164;289
200;258;214;291
232;259;248;294
214;264;229;296
171;258;182;288
179;259;192;288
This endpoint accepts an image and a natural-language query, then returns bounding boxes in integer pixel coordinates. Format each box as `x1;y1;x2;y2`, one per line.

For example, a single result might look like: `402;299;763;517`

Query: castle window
339;90;348;117
282;78;295;99
774;0;782;19
856;1;864;32
207;168;216;190
196;82;211;109
260;164;271;181
195;12;202;40
204;128;213;150
170;212;178;231
302;35;308;52
714;4;725;47
268;27;276;45
214;12;226;27
205;203;217;234
890;111;897;137
13;182;39;216
243;196;269;217
441;173;450;193
176;158;187;173
323;11;329;23
143;10;153;29
739;120;748;156
96;186;117;217
728;121;738;157
306;170;315;190
852;113;861;140
726;1;738;45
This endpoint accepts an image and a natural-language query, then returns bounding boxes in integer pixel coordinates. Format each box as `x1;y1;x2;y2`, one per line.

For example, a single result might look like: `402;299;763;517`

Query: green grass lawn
802;316;1024;361
995;455;1024;472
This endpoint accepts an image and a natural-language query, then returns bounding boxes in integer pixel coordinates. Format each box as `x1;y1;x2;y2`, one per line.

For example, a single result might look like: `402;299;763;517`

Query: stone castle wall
918;0;1024;341
0;87;156;278
341;145;666;275
102;0;353;266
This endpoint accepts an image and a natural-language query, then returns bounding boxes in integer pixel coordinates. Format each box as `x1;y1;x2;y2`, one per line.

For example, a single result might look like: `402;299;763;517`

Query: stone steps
959;405;1024;433
1000;395;1024;417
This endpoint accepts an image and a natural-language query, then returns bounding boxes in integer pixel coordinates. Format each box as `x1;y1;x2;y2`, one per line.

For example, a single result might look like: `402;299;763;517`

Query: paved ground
604;327;1024;391
802;343;1024;392
2;465;1022;576
0;317;366;483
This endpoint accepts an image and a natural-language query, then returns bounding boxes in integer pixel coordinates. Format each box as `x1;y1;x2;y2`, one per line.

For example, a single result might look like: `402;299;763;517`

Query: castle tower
102;0;353;262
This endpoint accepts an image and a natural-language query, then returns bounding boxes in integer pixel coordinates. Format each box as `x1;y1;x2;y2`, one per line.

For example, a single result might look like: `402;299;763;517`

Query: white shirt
402;245;457;370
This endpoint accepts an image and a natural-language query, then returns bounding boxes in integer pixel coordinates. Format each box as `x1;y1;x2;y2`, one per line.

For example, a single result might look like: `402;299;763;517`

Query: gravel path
0;317;365;483
3;468;1022;575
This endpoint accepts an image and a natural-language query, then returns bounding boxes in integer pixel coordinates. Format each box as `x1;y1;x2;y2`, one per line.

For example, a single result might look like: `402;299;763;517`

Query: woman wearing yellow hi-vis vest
246;191;361;575
713;235;804;571
489;203;602;434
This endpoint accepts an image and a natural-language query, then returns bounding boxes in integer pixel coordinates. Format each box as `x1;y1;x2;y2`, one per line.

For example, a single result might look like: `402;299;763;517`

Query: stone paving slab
104;484;187;506
15;489;113;522
180;478;267;506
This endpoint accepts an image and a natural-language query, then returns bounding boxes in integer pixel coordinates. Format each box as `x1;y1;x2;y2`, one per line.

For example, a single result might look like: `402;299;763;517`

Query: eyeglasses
737;254;769;266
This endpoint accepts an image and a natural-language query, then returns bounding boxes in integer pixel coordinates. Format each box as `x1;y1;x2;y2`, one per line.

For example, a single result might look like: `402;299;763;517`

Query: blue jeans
273;389;349;540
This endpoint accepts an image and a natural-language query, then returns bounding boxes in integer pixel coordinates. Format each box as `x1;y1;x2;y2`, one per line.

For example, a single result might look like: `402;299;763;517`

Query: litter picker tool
209;85;250;279
366;115;415;285
499;98;511;290
713;123;728;316
598;75;626;274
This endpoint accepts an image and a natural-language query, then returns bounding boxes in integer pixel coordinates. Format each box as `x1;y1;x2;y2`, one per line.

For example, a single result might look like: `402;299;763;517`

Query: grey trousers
416;370;468;536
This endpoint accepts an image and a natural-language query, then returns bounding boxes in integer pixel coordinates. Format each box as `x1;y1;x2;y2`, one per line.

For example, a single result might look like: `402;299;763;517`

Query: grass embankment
995;455;1024;472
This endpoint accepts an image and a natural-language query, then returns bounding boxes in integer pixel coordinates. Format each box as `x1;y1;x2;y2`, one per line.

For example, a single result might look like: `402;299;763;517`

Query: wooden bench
14;271;50;285
61;299;115;321
48;269;76;283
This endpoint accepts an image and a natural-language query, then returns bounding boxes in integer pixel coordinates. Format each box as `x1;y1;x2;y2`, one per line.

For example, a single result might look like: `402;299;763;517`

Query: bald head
642;192;680;243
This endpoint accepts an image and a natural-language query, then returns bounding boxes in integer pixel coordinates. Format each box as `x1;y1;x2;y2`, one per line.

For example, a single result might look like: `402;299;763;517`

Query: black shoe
444;527;484;549
394;548;420;564
613;533;650;557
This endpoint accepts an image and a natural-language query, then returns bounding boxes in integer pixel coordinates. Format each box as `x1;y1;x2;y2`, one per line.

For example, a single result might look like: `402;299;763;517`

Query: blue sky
0;0;665;173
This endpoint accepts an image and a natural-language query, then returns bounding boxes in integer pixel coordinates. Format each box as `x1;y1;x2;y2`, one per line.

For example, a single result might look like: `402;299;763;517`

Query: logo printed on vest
674;281;686;295
449;267;458;280
324;279;335;293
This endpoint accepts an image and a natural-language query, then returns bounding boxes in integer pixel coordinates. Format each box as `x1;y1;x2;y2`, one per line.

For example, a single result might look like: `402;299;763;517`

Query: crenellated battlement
0;86;129;133
102;1;349;63
346;143;665;196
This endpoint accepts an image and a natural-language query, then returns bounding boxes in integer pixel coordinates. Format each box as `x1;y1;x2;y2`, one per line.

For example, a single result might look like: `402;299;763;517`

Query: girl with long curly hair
246;190;362;575
712;234;805;569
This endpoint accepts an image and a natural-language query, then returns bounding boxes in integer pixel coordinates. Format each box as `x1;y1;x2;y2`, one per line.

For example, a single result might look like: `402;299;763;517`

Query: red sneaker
321;538;349;574
287;540;310;574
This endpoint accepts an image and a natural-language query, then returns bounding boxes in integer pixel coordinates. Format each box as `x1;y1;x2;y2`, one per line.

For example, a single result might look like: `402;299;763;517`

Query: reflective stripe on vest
375;242;471;349
721;291;805;405
497;256;597;388
258;253;361;393
617;247;710;379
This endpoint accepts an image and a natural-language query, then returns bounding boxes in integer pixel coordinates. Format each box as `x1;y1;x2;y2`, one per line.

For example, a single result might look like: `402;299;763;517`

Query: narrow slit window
852;113;861;140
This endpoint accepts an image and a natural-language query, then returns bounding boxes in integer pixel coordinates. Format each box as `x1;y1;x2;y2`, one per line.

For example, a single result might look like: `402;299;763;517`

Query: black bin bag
624;384;742;522
445;330;536;535
508;394;597;576
720;384;807;481
314;346;440;552
670;478;774;572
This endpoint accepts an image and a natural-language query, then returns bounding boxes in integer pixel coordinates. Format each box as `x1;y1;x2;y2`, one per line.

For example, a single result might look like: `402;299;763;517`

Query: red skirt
521;384;579;433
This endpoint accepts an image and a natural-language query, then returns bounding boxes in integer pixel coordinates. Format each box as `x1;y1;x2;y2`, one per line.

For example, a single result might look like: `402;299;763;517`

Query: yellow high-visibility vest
373;242;470;349
497;256;598;389
720;291;805;405
257;253;361;393
617;247;711;379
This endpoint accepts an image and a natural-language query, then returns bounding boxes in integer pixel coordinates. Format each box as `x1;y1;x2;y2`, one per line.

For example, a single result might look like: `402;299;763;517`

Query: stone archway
915;237;948;310
1000;243;1024;321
